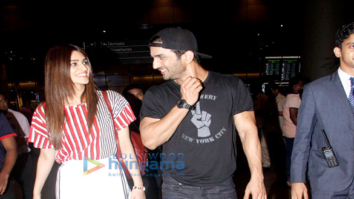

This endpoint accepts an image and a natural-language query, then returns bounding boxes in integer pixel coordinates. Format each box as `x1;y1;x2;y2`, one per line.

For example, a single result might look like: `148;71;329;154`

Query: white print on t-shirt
200;94;217;100
180;97;227;144
191;102;211;137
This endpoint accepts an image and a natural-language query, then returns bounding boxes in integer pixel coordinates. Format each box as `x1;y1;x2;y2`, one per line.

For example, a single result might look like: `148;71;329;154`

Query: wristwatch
176;99;195;110
132;186;145;191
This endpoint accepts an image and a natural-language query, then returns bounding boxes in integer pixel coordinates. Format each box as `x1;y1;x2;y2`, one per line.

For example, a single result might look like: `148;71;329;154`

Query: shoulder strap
102;91;121;153
102;91;113;114
101;91;130;198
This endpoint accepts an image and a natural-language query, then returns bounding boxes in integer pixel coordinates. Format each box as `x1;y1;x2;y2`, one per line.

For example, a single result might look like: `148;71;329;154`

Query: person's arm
140;77;202;149
140;107;189;150
289;108;299;125
33;148;55;199
118;127;145;199
291;85;315;199
0;136;17;195
234;111;267;199
19;113;30;143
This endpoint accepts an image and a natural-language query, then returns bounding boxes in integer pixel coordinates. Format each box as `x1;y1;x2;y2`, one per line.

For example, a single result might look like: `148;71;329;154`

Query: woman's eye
83;60;89;65
70;62;77;66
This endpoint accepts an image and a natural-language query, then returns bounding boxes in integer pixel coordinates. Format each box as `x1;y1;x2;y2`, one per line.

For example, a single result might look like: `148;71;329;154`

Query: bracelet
132;186;145;192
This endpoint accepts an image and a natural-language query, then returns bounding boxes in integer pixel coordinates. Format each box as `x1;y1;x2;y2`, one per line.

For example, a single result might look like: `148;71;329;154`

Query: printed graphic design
191;102;211;137
83;157;105;175
181;94;227;144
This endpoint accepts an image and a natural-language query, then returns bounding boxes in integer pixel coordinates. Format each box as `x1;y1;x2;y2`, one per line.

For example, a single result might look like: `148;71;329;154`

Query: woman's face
70;51;90;89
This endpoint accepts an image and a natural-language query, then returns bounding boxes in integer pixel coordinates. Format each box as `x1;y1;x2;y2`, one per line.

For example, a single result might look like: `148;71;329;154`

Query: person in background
0;93;33;199
123;84;145;102
0;112;17;198
282;76;304;187
269;83;286;135
19;101;33;124
28;44;145;199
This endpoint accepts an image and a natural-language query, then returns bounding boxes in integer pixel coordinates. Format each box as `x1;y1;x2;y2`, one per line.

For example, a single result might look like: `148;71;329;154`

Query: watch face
177;99;188;109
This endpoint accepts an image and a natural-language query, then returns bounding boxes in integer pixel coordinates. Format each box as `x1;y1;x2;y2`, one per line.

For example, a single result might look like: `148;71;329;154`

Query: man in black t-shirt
140;27;266;199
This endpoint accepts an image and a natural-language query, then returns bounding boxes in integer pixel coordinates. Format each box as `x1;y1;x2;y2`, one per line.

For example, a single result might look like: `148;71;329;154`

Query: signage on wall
83;40;151;63
265;56;301;81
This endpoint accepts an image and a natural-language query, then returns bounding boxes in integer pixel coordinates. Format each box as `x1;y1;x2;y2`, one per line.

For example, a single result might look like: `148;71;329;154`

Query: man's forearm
241;130;263;177
140;106;189;149
0;148;17;176
234;111;264;178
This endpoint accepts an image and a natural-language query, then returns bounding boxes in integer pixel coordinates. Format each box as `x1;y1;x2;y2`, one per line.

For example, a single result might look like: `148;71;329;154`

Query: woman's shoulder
97;90;124;98
97;90;127;104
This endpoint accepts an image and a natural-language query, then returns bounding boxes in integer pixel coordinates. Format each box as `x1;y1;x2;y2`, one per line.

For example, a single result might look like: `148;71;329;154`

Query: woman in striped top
29;44;145;199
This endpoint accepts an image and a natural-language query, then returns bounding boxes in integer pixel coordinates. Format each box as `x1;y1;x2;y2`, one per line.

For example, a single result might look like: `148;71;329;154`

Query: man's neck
174;63;208;85
340;65;354;76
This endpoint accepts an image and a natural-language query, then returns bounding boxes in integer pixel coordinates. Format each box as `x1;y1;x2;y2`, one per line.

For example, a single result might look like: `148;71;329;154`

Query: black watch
176;99;195;110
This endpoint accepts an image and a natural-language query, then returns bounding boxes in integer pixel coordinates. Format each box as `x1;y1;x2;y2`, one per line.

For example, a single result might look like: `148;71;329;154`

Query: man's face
128;88;144;101
334;34;354;73
293;81;304;94
0;94;8;111
150;46;186;80
271;89;279;96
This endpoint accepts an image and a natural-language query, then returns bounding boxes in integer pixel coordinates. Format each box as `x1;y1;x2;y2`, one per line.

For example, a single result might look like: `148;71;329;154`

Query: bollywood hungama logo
83;153;185;176
83;157;105;175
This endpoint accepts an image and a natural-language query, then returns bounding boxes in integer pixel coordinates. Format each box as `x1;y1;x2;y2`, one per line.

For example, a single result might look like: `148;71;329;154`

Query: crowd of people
0;21;353;199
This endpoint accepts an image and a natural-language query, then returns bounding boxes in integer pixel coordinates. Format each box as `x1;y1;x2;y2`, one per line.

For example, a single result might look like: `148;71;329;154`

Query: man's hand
291;183;308;199
180;76;203;105
0;172;9;195
191;102;211;137
244;174;267;199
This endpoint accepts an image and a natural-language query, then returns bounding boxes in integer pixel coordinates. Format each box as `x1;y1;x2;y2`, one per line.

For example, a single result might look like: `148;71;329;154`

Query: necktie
349;77;354;107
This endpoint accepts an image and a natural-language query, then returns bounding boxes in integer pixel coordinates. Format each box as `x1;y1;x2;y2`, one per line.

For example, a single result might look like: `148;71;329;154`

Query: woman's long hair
44;44;98;149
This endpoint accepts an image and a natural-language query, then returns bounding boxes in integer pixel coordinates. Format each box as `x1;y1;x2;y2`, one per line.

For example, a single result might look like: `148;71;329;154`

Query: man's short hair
122;84;144;98
171;49;201;64
289;76;305;88
335;22;354;48
269;83;279;91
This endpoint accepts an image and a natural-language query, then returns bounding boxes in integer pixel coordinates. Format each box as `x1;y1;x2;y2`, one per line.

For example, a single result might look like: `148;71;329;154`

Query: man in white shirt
270;84;286;134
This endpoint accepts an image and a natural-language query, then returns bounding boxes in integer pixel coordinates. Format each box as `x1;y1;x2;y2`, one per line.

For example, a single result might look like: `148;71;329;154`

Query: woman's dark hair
44;44;98;149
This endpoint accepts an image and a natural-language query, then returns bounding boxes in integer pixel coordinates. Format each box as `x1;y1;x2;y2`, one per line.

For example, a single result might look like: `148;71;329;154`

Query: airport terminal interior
1;1;354;198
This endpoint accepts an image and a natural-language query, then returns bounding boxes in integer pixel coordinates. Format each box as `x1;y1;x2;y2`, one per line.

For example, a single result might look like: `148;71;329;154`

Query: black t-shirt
140;71;253;186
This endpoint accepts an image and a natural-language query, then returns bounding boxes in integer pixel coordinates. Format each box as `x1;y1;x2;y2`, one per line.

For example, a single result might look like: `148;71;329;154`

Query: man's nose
152;59;160;70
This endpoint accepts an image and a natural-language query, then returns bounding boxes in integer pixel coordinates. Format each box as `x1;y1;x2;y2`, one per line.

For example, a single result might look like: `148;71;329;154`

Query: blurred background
0;0;353;114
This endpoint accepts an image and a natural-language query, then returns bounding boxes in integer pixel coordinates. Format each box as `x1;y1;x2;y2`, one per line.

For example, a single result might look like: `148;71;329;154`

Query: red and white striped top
28;90;136;163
